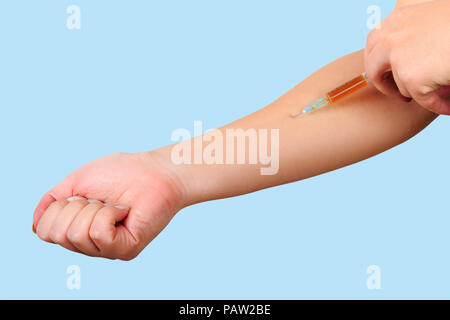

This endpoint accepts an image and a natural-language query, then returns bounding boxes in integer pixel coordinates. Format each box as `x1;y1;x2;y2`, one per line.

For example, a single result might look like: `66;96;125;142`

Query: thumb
364;32;411;102
89;205;139;260
33;175;75;232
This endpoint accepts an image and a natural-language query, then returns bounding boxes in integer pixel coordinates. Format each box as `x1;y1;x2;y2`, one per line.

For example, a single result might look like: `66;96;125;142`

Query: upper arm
396;0;434;8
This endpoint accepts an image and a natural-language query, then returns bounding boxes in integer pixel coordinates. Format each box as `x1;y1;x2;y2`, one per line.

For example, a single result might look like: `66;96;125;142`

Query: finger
48;198;88;253
33;174;75;230
365;37;395;96
436;85;450;114
33;193;56;233
364;36;412;103
67;200;105;256
413;86;450;115
391;68;413;102
36;199;69;243
89;205;137;260
433;95;450;115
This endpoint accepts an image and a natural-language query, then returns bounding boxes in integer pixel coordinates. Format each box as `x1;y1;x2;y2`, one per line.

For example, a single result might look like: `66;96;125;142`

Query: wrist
138;146;201;209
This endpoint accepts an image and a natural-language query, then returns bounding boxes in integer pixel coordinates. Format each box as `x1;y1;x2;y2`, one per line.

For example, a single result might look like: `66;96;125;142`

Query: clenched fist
32;152;186;260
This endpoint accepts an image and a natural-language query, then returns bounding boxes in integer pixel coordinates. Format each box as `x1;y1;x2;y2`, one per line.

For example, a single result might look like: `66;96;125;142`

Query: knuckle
422;92;438;106
407;82;422;98
400;70;412;85
398;87;409;98
396;68;414;88
89;227;103;242
419;97;437;113
67;230;84;245
49;230;66;244
36;229;51;242
89;227;113;247
417;84;434;96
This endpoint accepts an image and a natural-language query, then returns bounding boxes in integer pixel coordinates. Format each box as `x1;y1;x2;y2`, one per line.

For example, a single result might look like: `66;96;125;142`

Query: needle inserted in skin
291;110;304;118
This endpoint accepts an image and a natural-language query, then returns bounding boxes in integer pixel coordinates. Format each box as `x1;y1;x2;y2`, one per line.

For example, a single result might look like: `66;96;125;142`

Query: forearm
151;50;436;206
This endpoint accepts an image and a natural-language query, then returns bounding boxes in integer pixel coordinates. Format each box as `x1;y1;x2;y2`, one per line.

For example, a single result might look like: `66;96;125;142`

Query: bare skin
33;0;438;260
366;0;450;114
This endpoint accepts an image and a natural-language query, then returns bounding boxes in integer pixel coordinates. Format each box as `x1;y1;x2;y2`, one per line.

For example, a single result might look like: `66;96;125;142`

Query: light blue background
1;0;449;299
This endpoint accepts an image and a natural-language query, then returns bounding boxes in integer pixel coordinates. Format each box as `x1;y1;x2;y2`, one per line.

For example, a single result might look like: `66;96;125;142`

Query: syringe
291;73;369;117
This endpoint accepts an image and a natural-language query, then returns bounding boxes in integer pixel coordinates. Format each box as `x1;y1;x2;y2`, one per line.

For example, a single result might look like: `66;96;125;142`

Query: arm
32;49;436;260
396;0;434;7
172;0;440;204
157;49;436;205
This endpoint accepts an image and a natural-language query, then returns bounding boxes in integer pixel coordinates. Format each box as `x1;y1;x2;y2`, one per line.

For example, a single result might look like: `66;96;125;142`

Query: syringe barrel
326;73;369;103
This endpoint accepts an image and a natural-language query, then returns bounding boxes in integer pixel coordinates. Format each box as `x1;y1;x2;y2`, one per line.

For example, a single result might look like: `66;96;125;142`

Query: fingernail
32;224;36;234
104;203;114;207
114;205;129;210
88;199;102;204
67;196;86;202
